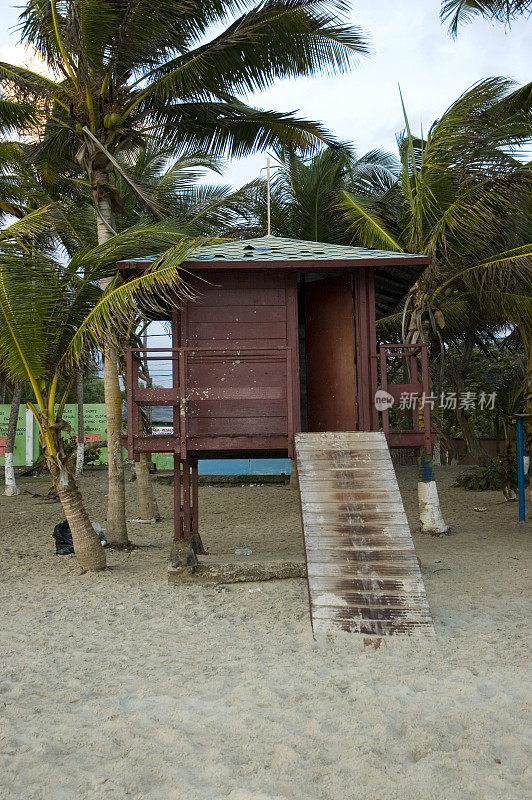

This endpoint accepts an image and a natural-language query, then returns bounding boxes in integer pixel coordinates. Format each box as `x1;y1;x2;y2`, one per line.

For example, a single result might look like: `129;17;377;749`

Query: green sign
0;403;175;468
0;406;35;467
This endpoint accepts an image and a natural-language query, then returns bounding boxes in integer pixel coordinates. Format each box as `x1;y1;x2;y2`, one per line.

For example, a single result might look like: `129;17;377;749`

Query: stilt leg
190;458;206;555
182;456;191;538
173;453;182;541
169;454;198;568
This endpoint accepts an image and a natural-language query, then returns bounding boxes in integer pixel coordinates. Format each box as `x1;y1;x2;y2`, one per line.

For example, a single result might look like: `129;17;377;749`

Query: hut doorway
303;274;357;432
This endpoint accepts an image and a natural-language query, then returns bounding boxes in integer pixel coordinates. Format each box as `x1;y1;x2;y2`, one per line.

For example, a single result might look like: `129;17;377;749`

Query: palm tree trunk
75;371;85;477
42;423;106;571
135;453;160;521
94;185;129;547
57;480;107;571
4;383;21;496
418;450;449;534
103;341;128;545
454;404;491;466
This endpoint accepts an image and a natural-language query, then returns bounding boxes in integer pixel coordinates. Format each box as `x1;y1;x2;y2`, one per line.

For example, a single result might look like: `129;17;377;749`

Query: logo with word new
374;390;395;411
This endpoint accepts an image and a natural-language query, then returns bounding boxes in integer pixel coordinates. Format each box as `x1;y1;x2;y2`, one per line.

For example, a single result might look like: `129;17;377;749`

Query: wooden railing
125;346;295;461
376;343;433;454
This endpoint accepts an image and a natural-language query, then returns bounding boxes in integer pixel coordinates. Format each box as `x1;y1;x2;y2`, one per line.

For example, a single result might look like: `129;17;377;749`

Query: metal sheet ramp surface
295;432;434;637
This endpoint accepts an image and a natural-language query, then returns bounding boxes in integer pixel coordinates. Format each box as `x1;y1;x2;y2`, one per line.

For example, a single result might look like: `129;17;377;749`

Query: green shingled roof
121;235;426;265
187;235;425;262
118;235;429;317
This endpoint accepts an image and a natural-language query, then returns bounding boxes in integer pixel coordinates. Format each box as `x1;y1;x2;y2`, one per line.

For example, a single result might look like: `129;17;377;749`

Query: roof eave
117;255;430;271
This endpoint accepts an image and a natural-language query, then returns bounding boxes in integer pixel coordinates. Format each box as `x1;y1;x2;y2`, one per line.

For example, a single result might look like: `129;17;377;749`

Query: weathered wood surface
295;432;434;637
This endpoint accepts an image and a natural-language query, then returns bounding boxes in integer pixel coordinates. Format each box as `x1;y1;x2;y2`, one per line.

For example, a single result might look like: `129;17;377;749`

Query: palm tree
114;146;258;236
339;78;532;531
0;125;100;489
339;78;532;393
441;1;532;34
1;0;367;545
240;144;396;241
0;210;205;570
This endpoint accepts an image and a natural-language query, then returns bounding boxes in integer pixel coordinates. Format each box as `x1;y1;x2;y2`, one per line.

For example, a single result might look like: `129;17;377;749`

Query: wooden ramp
295;432;434;637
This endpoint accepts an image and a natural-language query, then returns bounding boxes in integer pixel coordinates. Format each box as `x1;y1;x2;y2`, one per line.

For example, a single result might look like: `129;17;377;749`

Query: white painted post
25;407;34;466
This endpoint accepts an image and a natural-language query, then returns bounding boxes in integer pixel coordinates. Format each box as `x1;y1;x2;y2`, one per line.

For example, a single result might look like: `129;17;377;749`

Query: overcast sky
1;1;529;187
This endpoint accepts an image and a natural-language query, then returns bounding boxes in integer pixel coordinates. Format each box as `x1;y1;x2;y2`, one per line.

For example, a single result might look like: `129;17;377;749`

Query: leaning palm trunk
94;186;129;547
75;371;84;476
39;414;105;571
4;382;21;496
500;438;518;501
103;341;128;545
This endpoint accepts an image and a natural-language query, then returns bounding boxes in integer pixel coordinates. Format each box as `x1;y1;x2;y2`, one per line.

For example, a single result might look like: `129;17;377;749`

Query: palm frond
133;0;367;106
67;240;203;363
0;204;56;244
441;1;532;37
142;98;339;157
337;190;404;251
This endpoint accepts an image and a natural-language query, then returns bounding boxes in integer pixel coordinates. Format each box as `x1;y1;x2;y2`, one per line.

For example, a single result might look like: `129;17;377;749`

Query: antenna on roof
266;157;271;235
260;156;272;235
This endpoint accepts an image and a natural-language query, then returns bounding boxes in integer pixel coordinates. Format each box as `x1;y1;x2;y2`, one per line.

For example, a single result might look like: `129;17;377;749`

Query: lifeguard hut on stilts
120;236;434;636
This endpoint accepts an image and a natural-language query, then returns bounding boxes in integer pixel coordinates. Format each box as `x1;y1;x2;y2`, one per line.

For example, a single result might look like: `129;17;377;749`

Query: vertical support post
182;457;191;539
411;350;420;433
179;351;187;461
354;270;376;431
285;272;301;441
173;453;182;541
126;351;140;461
191;458;199;538
126;348;134;459
516;416;526;522
171;309;180;449
170;455;198;568
367;268;379;430
286;347;294;458
131;356;140;461
379;346;390;439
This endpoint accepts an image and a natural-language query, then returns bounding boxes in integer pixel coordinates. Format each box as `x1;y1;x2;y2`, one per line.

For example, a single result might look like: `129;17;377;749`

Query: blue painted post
516;416;525;522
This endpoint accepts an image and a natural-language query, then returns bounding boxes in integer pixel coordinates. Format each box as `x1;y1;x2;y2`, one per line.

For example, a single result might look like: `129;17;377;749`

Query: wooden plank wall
178;270;300;446
295;431;434;637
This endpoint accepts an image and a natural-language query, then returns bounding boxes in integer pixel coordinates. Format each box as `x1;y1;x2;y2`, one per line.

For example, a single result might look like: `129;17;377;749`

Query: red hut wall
170;269;300;457
128;265;387;461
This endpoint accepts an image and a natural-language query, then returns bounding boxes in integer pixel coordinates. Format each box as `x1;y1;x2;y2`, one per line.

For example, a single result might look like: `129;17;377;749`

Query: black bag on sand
53;520;74;555
52;520;107;554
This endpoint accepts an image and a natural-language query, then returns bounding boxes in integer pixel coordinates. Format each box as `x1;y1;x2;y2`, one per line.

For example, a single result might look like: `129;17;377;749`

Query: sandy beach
0;466;530;800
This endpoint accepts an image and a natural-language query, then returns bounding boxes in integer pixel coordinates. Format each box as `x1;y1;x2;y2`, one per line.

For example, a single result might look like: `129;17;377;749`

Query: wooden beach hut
119;236;435;635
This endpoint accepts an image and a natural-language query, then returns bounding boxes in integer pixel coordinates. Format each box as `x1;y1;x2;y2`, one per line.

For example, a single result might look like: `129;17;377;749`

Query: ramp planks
295;432;434;637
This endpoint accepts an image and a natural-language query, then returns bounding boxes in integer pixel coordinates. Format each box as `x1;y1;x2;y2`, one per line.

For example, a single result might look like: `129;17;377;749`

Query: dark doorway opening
298;273;358;433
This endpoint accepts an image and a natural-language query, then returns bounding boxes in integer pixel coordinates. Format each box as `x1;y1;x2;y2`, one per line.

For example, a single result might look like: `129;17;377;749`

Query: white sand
0;467;530;800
